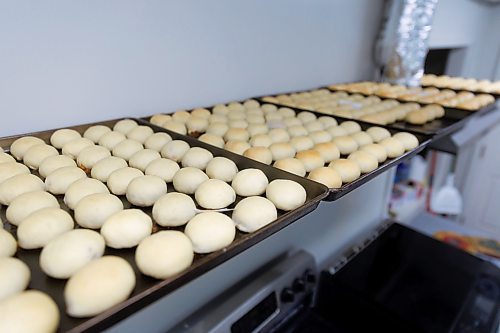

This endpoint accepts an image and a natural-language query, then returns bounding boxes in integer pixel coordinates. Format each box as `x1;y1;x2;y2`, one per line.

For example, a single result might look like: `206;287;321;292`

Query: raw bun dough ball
205;157;238;182
90;156;128;182
10;136;45;160
309;130;332;144
0;152;15;164
0;229;17;257
0;290;59;333
129;149;161;171
231;169;269;196
126;125;154;144
126;175;167;207
327;126;349;138
145;158;180;182
39;154;76;178
98;131;126;150
40;229;105;279
23;144;59;169
290;136;314;152
144;132;172;152
392;132;419;151
206;122;229;136
162;120;187;135
172;110;191;122
186;116;209;134
225;141;251;155
64;256;135;317
318;116;338;127
74;193;123;229
243;147;273;165
77;145;111;172
149;114;171;126
269;143;296;161
153;193;196;227
348;151;379;173
224;128;250;142
185;212;235;253
333;136;359;155
297;111;316;123
101;209;152;248
135;231;194;279
62;138;95;159
314;142;340;163
288;125;308;137
273;158;306;177
17;208;74;249
351;131;373;147
0;162;30;184
249;134;273;148
192;108;211;119
266;179;306;211
198;133;225;148
340;121;362;134
64;178;109;209
244;99;260;109
45;166;87;195
195;179;236;209
111;139;143;161
308;167;342;188
50;129;81;149
213;104;230;115
0;174;45;205
329;159;361;183
380;137;405;158
113;119;138;134
172;167;209;194
232;196;277;233
6;191;59;226
0;257;30;301
268;128;290;143
107;167;144;195
305;121;324;133
161;140;190;162
83;125;112;143
181;147;213;170
295;150;325;172
366;126;391;143
360;143;388;163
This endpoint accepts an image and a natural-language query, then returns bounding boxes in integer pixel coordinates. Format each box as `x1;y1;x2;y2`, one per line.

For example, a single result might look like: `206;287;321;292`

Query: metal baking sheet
0;118;328;333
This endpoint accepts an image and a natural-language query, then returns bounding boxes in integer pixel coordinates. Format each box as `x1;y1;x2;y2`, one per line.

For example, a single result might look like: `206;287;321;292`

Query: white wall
0;0;383;137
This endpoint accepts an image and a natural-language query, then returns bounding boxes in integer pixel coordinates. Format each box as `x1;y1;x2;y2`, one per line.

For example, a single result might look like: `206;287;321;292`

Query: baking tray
0;118;328;333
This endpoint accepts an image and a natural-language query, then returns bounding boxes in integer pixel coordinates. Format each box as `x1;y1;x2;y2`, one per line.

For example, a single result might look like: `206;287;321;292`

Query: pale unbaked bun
129;149;161;171
186;116;209;134
232;169;269;196
314;142;340;163
290;136;314;152
348;151;378;173
192;108;211;119
17;208;74;249
135;231;194;279
0;229;17;257
243;147;273;165
278;107;296;118
195;179;236;209
163;120;187;135
0;162;30;184
380;137;405;158
185;212;235;253
98;131;126;150
107;167;144;195
161;140;191;162
262;103;278;113
0;257;30;301
250;134;273;148
366;127;391;143
50;129;81;149
45;166;87;195
308;167;342;188
83;125;112;143
225;141;251;155
327;126;349;138
206;122;229;136
90;156;128;182
340;121;362;134
23;144;58;169
10;136;45;160
0;152;15;164
153;192;196;227
64;178;109;209
351;131;373;147
144;132;172;152
40;229;105;279
6;191;59;226
266;179;306;211
74;193;123;229
318;116;338;127
224;128;250;142
309;130;332;144
333;136;359;155
0;174;45;205
230;119;249;129
145;158;180;182
198;133;225;148
213;104;230;115
77;145;111;171
126;125;154;144
101;209;152;248
288;125;308;137
232;196;277;232
39;154;76;178
62;138;95;159
172;167;209;194
360;143;388;163
150;114;172;126
273;158;306;177
181;147;214;170
205;157;238;182
297;111;316;124
111;139;143;161
113;119;138;134
126;175;167;207
392;132;419;151
269;143;296;161
295;150;325;172
64;256;135;317
305;121;324;133
244;99;260;109
0;290;59;333
172;110;191;123
329;159;361;183
268;128;290;143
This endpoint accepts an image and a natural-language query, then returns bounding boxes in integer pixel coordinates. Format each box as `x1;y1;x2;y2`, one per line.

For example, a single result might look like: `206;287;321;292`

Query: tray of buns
145;100;431;201
0;118;328;333
421;74;500;98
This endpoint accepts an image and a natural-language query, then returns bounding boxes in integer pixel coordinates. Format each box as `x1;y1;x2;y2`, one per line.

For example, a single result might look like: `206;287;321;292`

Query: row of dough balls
422;74;500;94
